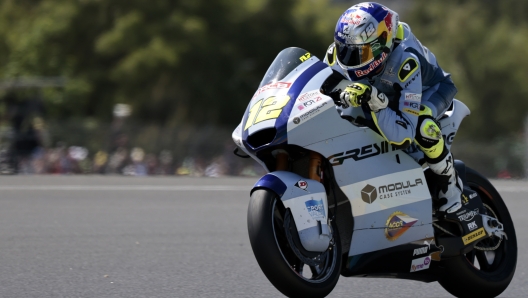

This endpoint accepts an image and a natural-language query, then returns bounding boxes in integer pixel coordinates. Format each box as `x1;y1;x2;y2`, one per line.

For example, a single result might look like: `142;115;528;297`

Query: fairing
240;48;331;156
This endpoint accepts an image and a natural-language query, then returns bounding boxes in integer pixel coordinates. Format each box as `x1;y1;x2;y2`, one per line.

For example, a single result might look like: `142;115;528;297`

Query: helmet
334;2;399;80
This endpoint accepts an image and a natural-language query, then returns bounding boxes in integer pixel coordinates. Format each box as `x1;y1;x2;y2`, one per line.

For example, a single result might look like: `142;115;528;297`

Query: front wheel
247;189;341;298
438;167;517;297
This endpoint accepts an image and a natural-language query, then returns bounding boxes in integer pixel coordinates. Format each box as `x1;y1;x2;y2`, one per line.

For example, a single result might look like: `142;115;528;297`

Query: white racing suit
324;22;462;212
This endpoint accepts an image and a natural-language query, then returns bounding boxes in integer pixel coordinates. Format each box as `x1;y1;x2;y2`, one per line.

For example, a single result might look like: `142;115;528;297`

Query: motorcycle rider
324;2;462;213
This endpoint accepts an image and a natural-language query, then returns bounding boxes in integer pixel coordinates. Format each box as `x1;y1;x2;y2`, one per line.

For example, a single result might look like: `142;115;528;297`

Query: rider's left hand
340;83;371;107
340;83;388;112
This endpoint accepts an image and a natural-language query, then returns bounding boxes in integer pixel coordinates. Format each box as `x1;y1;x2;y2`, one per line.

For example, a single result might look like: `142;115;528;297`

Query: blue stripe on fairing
252;174;287;197
273;61;329;146
242;61;329;155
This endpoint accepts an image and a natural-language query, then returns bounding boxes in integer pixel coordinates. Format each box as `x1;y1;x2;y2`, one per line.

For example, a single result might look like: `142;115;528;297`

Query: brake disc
283;210;328;267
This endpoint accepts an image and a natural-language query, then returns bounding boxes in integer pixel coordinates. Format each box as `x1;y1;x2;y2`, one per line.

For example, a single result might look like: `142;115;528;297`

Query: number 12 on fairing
244;95;291;130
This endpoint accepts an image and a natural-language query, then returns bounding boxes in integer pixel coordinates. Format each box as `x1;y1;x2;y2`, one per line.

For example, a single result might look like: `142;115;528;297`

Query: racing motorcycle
232;47;517;298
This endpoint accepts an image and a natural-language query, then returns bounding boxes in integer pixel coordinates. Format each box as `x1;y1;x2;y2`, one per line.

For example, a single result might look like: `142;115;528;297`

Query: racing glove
340;83;389;112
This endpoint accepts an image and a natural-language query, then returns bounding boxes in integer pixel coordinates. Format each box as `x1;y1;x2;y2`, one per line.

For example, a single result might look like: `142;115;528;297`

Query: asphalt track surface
0;176;526;298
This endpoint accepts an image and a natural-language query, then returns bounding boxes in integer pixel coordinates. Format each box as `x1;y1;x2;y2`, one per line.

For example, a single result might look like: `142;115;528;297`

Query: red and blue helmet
334;2;399;80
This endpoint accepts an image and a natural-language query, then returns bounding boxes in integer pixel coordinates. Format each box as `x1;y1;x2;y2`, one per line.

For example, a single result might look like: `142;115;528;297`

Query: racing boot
428;153;463;213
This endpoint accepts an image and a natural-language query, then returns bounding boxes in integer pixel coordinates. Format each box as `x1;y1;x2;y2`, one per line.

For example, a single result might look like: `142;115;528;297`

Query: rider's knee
414;109;446;160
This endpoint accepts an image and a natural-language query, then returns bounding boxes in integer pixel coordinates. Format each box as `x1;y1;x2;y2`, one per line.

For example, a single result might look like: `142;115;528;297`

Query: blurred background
0;0;526;178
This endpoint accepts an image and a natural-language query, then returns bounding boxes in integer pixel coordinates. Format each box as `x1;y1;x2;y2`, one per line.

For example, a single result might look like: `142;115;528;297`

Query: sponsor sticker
458;208;479;222
300;99;322;109
403;108;419;116
361;179;424;201
305;199;325;220
404;73;420;88
404;93;421;102
328;141;393;166
298;102;328;121
469;192;477;199
299;52;311;62
399;58;419;82
410;256;431;272
361;184;377;204
385;211;418;241
295;180;308;191
355;52;387;77
380;78;393;87
253;82;292;98
462;227;486;245
413;246;428;256
462;194;469;205
404;101;420;109
467;221;478;231
298;91;320;102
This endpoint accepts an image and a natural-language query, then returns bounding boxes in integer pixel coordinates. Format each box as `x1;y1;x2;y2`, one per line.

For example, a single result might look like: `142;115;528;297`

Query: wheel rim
463;183;510;273
270;199;337;283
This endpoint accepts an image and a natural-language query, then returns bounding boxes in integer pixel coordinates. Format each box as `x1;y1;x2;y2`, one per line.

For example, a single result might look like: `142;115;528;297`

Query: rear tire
248;189;341;298
438;167;517;297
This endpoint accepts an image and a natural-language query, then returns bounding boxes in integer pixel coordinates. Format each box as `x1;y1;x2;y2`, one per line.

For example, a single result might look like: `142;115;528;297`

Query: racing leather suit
324;22;462;212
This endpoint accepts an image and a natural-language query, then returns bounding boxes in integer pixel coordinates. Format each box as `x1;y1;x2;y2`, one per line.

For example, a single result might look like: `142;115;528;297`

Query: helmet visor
335;42;375;68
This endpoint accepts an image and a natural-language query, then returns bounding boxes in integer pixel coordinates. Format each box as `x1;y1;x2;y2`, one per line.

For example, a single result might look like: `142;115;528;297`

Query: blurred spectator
205;156;228;177
4;92;47;173
106;147;129;174
0;127;271;177
176;157;194;176
145;153;158;175
123;147;147;176
93;151;109;174
68;146;90;173
158;150;174;175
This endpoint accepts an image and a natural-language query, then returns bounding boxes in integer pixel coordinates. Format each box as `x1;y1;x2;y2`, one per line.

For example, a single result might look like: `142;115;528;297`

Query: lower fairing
342;241;444;283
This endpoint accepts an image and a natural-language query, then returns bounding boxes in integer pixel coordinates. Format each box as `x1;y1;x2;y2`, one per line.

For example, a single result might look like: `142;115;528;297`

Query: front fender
252;171;332;252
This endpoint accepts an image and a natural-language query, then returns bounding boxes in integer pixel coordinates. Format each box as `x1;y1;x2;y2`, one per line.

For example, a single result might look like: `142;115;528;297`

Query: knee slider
415;115;442;148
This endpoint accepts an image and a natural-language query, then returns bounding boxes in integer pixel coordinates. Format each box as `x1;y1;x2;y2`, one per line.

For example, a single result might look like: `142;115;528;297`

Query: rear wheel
247;189;341;298
438;167;517;297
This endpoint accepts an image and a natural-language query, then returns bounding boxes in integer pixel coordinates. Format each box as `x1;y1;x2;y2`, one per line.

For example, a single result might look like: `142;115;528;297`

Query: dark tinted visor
335;42;374;68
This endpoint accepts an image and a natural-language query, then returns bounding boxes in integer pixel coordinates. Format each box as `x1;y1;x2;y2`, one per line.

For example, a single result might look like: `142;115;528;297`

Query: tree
406;0;528;141
0;0;347;127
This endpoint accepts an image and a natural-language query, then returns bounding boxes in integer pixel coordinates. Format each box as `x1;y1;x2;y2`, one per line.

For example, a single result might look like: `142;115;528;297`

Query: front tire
438;167;517;297
247;189;341;298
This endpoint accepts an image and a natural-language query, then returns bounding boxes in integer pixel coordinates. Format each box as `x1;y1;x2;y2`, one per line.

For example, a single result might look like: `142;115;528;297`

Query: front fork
261;149;331;253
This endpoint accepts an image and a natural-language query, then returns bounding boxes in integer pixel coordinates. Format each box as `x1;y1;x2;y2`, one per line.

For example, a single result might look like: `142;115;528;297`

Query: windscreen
258;47;311;88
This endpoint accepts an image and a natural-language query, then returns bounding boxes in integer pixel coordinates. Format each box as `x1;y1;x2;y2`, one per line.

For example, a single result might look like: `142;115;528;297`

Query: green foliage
1;0;527;159
0;0;346;126
406;0;528;141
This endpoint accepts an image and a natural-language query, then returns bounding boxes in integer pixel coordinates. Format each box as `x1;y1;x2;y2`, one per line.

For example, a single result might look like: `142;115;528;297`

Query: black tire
247;189;341;298
438;167;517;298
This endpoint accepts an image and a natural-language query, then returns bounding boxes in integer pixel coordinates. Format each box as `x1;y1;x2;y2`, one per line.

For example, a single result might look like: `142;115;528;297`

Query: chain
433;222;456;236
433;203;502;251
